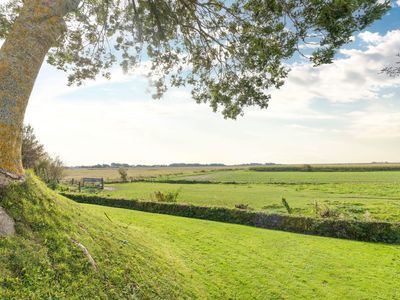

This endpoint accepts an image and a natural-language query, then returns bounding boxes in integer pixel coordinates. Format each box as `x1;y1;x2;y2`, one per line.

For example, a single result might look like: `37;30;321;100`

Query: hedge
61;193;400;244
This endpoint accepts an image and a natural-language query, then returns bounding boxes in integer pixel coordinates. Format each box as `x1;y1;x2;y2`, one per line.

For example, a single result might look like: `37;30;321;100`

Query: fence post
78;182;81;192
101;178;104;190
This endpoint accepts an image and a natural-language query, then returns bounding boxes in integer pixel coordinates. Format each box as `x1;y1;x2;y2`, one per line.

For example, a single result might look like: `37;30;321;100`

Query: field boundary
61;193;400;244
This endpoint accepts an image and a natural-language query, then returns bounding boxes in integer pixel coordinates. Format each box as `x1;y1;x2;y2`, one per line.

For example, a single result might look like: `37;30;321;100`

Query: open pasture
67;167;400;222
97;181;400;222
64;166;239;181
167;169;400;184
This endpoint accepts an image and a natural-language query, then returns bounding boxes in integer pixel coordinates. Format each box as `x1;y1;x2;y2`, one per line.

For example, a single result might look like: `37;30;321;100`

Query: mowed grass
98;181;400;221
85;204;400;299
170;169;400;184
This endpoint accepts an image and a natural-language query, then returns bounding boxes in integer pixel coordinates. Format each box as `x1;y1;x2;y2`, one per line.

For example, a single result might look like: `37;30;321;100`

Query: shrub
35;156;65;188
153;189;181;202
235;203;252;210
302;164;313;172
118;168;128;182
314;201;339;218
22;124;65;188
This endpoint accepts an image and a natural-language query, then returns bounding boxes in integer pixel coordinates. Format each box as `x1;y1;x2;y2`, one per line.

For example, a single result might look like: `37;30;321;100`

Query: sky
11;2;400;165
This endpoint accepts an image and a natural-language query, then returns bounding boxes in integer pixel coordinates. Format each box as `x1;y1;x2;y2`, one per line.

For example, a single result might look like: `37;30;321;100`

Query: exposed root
0;206;15;237
0;169;25;187
71;239;98;272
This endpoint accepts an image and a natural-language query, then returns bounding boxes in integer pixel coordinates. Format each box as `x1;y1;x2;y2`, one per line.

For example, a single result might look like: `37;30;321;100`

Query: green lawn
97;181;400;221
85;204;400;299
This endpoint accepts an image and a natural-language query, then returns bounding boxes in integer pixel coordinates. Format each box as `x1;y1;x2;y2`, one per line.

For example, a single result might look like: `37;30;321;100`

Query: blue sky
21;2;400;165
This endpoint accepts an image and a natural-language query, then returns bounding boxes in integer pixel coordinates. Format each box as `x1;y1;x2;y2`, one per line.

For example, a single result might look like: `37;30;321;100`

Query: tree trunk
0;1;68;183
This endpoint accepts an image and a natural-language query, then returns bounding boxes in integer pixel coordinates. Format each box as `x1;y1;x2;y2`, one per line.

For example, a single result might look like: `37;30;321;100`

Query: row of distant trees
22;125;65;186
72;162;277;168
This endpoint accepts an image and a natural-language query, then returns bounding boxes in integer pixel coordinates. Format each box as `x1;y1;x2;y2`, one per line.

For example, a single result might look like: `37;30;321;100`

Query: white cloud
23;29;400;165
270;30;400;107
358;31;384;44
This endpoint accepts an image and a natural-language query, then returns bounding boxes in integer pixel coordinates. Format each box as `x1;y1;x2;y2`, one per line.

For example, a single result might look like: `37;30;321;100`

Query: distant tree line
71;162;277;168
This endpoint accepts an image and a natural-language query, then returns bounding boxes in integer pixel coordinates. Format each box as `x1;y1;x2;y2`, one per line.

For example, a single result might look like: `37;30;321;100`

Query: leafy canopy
0;0;390;118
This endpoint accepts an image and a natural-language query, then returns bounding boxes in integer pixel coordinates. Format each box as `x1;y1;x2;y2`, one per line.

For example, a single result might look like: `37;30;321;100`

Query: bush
152;189;181;202
314;201;339;218
118;168;128;182
35;156;65;188
235;203;252;210
302;164;313;172
21;124;65;188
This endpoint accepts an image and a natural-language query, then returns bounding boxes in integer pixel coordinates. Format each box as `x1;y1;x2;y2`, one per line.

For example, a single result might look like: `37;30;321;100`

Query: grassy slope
86;204;400;299
2;175;400;299
98;182;400;221
0;175;198;299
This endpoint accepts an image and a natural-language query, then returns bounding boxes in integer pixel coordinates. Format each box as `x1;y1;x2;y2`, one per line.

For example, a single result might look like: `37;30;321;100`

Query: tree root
0;169;25;187
71;239;98;272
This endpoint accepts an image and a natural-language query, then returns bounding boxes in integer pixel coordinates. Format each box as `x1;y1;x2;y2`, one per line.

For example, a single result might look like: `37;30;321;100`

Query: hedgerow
61;193;400;244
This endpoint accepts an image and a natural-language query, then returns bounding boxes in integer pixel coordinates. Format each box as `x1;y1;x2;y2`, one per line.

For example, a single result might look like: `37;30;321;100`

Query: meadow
63;166;240;181
75;168;400;222
165;168;400;184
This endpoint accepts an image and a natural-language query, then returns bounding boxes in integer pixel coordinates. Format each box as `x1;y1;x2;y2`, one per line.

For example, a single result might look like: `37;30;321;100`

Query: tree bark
0;0;71;183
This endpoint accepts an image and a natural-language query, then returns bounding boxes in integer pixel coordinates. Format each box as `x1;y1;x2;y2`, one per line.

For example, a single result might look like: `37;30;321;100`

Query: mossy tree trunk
0;0;77;184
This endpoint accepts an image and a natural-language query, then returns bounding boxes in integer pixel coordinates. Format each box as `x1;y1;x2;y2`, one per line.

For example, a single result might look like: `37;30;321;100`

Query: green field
2;175;400;298
63;166;241;181
167;169;400;184
80;168;400;222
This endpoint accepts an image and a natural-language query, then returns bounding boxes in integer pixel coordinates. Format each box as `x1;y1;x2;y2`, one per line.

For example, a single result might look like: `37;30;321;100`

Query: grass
168;169;400;184
94;181;400;221
1;174;400;298
85;205;400;299
249;163;400;172
64;168;400;221
0;175;198;299
64;166;239;182
64;164;400;182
